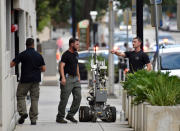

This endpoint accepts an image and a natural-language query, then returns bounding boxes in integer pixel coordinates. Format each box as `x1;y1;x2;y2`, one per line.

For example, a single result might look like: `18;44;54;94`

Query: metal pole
108;0;114;96
154;1;160;70
91;26;93;48
72;0;76;38
126;9;129;45
177;0;180;30
93;23;95;45
136;0;143;49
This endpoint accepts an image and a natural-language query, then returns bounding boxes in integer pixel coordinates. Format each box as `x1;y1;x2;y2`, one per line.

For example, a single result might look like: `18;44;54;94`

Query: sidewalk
14;83;133;131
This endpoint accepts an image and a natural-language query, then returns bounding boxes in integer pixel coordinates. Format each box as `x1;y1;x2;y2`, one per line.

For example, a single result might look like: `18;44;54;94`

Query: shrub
123;70;180;106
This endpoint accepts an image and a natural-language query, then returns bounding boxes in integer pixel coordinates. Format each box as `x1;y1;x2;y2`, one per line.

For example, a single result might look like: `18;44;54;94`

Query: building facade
0;0;37;131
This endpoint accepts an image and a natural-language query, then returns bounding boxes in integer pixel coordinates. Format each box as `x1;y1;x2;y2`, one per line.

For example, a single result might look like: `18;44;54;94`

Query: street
144;27;180;45
52;27;180;52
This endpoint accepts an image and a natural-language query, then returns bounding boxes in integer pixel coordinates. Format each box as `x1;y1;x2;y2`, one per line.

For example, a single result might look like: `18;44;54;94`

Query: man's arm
40;65;46;72
111;50;126;57
10;61;16;68
146;63;152;71
60;62;66;85
10;53;22;68
77;64;80;82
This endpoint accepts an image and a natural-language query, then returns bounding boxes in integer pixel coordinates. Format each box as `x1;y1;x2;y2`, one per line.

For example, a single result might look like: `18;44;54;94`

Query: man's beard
73;46;77;51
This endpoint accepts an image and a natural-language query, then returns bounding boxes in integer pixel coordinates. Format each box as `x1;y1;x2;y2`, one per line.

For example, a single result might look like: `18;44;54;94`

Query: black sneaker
31;121;36;125
18;114;28;124
66;115;78;123
56;118;68;123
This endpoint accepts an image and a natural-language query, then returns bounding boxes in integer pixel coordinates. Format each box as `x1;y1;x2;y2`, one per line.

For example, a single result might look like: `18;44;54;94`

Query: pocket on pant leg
74;80;81;88
16;83;29;99
30;83;40;101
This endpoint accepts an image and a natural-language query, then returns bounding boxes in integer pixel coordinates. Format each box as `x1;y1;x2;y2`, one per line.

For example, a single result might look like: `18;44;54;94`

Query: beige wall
0;0;37;130
0;0;6;128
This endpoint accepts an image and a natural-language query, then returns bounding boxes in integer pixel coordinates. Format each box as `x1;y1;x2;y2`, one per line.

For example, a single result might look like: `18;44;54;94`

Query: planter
122;89;126;114
134;105;138;131
137;103;144;131
125;92;129;120
123;70;180;131
144;105;180;131
143;102;150;131
128;96;132;126
131;96;135;128
122;89;129;120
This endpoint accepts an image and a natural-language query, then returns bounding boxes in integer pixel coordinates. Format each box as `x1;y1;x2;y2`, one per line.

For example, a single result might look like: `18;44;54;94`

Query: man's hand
40;65;46;72
111;49;126;57
10;61;16;68
111;50;116;54
78;76;80;82
61;77;66;86
146;63;152;71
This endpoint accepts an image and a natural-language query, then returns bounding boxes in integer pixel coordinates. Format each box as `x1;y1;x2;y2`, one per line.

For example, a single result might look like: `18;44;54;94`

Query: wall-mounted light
11;24;18;32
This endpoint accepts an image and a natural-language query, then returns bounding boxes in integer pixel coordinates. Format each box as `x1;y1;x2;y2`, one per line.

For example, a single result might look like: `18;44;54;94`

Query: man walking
111;37;151;73
10;38;46;125
56;38;81;123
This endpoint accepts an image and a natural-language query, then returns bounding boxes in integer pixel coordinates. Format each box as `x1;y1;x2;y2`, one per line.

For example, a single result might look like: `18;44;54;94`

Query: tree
36;0;109;31
115;0;176;10
36;0;51;31
36;0;177;32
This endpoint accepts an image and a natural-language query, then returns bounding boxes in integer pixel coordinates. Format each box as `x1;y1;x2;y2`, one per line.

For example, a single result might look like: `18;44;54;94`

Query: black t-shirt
13;48;45;83
125;50;150;73
61;50;79;76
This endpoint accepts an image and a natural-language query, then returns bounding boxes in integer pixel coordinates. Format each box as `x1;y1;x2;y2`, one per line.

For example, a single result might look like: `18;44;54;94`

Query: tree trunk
83;0;97;20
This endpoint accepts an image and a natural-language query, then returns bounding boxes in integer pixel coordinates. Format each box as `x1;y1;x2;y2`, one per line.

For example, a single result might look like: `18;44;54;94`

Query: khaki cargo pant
16;82;40;122
56;76;81;119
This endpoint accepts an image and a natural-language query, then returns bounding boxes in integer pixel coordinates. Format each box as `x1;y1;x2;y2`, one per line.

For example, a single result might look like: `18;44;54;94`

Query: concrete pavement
14;82;133;131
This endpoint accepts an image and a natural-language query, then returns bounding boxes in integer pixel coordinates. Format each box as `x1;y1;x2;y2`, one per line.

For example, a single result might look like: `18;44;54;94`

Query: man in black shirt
56;38;81;123
10;38;46;125
111;37;151;73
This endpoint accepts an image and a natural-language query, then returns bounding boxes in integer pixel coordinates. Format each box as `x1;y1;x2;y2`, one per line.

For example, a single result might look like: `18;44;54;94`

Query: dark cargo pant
57;76;81;119
16;82;40;122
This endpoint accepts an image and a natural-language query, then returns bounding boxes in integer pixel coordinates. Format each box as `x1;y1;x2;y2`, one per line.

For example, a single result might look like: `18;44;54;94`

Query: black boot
66;115;78;123
56;118;68;123
18;114;28;124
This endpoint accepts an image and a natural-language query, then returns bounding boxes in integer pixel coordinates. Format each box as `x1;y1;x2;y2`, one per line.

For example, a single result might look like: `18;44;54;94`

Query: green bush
123;70;180;106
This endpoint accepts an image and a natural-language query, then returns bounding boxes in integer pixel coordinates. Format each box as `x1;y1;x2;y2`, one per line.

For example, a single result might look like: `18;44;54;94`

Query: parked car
158;34;175;45
119;21;132;31
78;48;119;82
153;47;180;77
162;19;178;31
151;34;176;51
152;44;180;52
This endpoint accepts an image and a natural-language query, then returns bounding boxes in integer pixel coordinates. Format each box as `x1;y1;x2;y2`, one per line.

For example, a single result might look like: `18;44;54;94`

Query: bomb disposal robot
79;46;116;122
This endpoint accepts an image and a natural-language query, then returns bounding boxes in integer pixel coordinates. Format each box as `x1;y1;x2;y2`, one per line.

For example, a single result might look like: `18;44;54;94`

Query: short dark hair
75;38;79;41
133;37;142;43
26;38;34;47
69;38;75;46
